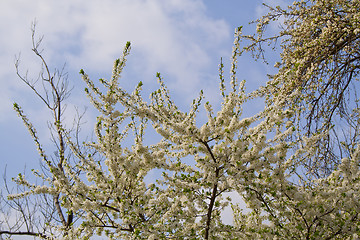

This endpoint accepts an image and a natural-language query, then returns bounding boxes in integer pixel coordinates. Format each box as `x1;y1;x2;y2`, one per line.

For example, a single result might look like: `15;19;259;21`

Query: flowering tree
1;0;360;239
243;0;360;177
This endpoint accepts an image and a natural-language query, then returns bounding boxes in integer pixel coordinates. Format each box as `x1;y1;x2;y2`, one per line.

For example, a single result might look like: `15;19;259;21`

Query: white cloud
221;191;248;225
0;0;231;123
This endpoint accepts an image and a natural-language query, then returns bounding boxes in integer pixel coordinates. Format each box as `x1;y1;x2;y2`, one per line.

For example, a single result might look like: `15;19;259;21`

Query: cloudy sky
0;0;289;224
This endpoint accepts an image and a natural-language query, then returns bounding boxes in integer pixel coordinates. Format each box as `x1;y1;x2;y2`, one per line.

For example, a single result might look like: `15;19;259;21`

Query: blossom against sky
0;0;288;194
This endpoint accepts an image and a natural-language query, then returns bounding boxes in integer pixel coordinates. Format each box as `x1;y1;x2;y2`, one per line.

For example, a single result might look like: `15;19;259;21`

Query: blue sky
0;0;289;223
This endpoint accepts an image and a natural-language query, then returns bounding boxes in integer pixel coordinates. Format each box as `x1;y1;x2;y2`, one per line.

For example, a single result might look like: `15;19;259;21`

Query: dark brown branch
204;168;219;240
0;230;53;240
199;139;220;240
